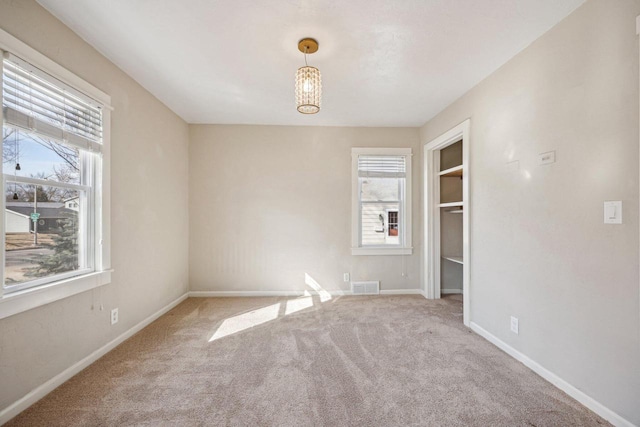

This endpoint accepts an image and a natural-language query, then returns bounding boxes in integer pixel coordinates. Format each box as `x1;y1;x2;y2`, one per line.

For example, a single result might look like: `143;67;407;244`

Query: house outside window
0;29;112;319
351;147;412;256
386;210;399;243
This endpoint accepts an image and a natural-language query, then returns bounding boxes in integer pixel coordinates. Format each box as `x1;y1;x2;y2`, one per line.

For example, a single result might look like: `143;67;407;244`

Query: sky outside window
2;126;80;186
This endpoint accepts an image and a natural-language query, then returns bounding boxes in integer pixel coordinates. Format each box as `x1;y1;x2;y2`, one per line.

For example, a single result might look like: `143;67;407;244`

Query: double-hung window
0;30;111;319
351;147;412;255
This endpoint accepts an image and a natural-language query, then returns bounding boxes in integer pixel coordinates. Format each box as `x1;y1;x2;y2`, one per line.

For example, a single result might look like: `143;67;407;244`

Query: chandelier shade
295;65;321;114
295;38;321;114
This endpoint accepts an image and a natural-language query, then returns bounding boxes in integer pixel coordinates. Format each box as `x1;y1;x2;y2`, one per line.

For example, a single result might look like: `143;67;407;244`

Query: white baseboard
0;292;189;426
189;289;423;297
470;322;634;427
189;290;319;297
379;289;423;295
441;288;463;294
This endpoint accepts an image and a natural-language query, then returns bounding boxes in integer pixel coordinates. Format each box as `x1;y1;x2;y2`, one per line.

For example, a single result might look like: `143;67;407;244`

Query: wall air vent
351;281;380;295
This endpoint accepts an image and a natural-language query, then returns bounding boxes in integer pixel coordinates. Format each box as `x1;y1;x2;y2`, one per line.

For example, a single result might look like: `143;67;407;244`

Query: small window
0;36;111;317
388;211;398;236
351;148;412;255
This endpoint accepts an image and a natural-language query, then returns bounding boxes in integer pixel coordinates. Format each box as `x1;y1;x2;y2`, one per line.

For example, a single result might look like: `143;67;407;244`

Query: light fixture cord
304;46;308;67
15;63;20;167
13;68;17;195
14;129;18;195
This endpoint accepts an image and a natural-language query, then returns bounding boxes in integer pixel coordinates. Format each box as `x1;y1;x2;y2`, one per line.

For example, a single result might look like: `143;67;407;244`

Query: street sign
30;212;40;222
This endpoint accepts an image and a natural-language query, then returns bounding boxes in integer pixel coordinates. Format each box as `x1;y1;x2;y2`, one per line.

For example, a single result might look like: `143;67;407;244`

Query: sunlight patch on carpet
209;273;332;342
285;296;314;315
209;303;281;342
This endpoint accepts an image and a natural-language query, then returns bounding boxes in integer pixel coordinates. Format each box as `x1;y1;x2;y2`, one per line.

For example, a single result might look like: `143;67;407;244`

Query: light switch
604;201;622;224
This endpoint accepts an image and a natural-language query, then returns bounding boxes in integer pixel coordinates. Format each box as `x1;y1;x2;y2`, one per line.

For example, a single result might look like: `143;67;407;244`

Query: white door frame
423;119;470;326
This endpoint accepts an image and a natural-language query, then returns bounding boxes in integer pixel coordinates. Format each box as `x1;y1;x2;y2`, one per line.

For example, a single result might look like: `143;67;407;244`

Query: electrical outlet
343;273;350;282
110;308;119;325
510;316;519;334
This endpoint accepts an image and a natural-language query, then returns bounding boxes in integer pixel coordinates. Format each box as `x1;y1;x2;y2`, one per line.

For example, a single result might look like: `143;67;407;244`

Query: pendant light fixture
295;38;321;114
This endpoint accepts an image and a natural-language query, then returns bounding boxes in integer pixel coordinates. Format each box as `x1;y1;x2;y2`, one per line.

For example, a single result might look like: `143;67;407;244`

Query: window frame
3;173;92;293
0;28;112;320
351;147;412;256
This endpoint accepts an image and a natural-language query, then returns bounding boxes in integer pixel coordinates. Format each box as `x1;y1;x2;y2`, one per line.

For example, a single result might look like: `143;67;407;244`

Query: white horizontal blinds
2;53;103;153
358;155;406;178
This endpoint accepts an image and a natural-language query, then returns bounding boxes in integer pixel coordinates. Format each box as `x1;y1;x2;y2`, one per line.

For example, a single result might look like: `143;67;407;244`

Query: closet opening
423;120;470;326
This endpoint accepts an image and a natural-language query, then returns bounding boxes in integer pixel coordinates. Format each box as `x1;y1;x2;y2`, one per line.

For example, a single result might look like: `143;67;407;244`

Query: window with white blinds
357;155;406;178
2;53;103;153
0;33;111;312
351;148;412;255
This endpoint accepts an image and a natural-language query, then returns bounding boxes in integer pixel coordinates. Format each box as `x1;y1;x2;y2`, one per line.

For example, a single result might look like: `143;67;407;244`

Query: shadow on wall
208;273;334;342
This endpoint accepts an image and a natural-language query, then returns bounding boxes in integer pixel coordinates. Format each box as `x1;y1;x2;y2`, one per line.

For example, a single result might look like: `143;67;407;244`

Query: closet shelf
446;209;463;214
442;256;463;265
439;165;463;177
439;201;463;208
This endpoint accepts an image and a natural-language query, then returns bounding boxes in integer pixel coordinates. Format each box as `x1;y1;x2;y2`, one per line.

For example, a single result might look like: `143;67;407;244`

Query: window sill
0;270;112;320
351;247;413;256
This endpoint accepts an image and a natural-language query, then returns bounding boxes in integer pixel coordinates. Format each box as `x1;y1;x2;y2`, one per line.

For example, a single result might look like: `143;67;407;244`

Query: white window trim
0;28;112;320
351;147;413;256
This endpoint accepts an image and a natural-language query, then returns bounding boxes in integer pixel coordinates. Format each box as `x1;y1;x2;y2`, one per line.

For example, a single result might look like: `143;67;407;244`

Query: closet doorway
423;120;470;326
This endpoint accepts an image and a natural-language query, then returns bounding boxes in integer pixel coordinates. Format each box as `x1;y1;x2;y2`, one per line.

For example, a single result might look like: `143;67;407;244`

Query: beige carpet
7;295;608;426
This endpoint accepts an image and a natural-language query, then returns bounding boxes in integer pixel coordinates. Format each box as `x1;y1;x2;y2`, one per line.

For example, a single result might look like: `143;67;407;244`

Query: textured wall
2;0;639;424
0;0;189;411
189;125;421;293
420;0;640;423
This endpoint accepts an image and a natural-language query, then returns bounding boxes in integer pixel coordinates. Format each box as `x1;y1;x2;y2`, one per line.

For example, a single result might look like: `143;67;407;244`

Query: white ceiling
37;0;584;127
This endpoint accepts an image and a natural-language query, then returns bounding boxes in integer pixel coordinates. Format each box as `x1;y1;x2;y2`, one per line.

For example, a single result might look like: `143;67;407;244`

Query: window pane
5;182;85;287
360;177;399;202
388;211;399;236
361;202;400;246
2;126;81;185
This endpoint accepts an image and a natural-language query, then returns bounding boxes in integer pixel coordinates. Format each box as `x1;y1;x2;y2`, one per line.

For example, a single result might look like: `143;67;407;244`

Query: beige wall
0;0;189;411
189;125;421;293
420;0;640;423
1;0;638;424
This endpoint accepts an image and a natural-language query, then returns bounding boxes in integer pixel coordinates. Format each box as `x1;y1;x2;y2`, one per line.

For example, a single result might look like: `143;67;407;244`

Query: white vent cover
351;281;380;295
